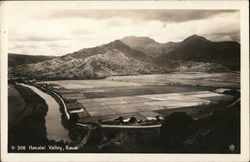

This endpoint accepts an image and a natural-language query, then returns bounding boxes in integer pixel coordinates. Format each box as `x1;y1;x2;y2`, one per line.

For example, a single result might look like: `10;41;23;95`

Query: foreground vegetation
8;84;48;148
8;84;77;153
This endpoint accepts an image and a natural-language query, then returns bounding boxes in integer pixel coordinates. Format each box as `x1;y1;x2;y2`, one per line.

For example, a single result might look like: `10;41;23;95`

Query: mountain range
9;34;240;80
121;35;240;70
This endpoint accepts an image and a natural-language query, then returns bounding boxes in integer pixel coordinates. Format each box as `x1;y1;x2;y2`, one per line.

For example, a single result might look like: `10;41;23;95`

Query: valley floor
8;72;240;153
39;72;240;123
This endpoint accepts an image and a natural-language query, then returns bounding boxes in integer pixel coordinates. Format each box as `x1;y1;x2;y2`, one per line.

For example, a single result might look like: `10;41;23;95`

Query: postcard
1;1;249;161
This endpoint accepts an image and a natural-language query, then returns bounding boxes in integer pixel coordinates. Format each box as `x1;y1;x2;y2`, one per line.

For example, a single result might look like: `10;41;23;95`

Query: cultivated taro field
39;72;240;124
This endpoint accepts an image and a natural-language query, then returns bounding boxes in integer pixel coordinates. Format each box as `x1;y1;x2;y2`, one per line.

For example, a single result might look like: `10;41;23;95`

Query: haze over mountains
9;34;240;80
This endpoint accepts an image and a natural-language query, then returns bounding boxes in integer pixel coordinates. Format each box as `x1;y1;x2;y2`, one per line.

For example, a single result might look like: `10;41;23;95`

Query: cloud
71;29;94;36
46;9;237;23
7;9;240;56
10;36;72;42
204;32;240;42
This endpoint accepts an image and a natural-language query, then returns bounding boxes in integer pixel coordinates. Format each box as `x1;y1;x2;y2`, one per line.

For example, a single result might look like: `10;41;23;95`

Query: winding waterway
20;83;71;142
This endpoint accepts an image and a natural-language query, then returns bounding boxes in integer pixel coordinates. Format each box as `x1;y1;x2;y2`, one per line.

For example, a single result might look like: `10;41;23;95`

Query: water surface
20;83;71;142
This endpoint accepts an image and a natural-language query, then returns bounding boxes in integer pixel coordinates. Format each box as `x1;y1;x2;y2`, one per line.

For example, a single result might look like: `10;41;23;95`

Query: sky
8;9;240;56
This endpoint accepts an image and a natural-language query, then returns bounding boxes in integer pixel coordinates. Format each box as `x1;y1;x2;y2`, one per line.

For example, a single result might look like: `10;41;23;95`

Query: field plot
75;91;233;123
107;72;240;88
40;72;239;124
42;80;140;89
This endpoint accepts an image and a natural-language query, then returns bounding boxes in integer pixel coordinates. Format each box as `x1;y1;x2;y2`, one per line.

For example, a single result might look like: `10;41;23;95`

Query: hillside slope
120;35;240;70
120;36;179;57
8;53;56;67
68;40;152;63
155;35;240;70
10;48;168;80
9;35;237;80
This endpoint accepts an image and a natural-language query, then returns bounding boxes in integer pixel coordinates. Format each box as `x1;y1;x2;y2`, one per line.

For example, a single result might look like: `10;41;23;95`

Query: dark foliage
8;85;49;146
159;99;240;153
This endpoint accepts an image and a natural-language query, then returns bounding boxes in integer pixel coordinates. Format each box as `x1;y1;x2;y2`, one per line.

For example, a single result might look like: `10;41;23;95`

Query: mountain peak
103;40;129;49
183;34;210;43
121;36;157;44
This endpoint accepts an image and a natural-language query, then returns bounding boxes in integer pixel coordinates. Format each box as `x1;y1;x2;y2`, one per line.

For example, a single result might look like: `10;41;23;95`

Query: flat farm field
40;72;240;123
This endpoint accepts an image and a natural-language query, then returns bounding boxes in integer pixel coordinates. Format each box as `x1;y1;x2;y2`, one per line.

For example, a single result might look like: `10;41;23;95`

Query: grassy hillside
9;35;239;80
10;49;169;80
8;53;56;67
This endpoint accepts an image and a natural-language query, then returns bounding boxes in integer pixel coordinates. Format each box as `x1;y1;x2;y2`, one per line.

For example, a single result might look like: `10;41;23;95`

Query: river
20;83;71;142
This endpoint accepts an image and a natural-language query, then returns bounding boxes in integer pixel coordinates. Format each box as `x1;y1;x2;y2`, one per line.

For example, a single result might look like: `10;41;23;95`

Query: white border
1;1;249;162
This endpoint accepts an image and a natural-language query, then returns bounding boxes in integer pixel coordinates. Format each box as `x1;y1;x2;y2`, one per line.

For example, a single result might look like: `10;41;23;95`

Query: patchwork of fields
40;72;239;123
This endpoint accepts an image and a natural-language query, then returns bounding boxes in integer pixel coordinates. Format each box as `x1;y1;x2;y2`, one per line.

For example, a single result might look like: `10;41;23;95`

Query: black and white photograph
1;1;249;161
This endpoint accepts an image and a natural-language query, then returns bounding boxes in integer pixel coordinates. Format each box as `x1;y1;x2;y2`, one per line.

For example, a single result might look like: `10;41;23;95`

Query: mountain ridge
120;34;240;70
155;35;240;70
66;40;153;63
9;34;239;80
8;53;57;67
